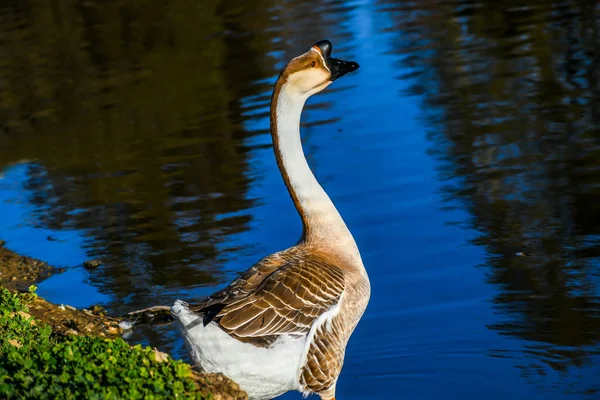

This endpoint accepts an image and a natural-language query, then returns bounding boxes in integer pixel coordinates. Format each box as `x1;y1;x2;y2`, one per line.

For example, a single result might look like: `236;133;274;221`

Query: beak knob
314;40;332;58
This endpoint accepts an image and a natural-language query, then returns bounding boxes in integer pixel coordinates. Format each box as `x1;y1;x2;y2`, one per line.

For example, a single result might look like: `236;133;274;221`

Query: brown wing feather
301;316;346;393
192;247;346;347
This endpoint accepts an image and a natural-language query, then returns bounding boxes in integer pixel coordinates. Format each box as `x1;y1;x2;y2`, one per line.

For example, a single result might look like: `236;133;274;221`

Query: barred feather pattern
300;271;370;397
192;247;346;345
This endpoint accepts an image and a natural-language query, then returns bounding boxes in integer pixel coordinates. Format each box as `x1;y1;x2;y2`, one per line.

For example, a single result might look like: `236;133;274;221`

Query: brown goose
171;40;370;400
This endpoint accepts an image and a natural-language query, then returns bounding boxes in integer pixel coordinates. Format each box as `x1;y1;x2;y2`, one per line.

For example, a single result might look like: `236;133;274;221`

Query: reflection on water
1;0;599;398
381;0;600;395
0;0;358;310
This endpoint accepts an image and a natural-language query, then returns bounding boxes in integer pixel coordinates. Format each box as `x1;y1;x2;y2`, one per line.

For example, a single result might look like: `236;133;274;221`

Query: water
1;0;599;398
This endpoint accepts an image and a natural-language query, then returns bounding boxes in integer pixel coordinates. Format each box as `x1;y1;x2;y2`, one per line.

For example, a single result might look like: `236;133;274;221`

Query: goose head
279;40;359;97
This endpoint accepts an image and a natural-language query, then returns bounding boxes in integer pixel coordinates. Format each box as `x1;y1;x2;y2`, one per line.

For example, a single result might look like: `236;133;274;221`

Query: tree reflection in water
380;0;600;394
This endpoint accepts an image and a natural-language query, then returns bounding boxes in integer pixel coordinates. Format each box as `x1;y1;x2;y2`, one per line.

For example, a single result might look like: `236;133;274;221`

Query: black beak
314;39;359;81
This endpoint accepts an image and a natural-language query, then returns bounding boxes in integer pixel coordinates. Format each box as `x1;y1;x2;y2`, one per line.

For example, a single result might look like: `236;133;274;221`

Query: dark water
1;0;600;398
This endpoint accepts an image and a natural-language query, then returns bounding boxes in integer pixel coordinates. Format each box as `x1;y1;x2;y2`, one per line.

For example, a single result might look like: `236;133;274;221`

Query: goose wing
193;248;346;345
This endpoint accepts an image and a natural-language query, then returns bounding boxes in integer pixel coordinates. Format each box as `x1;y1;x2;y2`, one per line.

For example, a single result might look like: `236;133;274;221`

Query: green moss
0;286;210;400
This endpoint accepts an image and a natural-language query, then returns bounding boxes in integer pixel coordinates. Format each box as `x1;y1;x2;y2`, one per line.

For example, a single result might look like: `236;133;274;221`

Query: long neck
270;83;362;267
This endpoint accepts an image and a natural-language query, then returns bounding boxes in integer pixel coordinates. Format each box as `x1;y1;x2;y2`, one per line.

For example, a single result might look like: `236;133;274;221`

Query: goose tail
171;299;204;331
171;299;190;317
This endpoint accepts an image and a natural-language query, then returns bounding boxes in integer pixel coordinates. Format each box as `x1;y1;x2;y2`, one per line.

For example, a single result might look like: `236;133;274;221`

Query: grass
0;285;211;400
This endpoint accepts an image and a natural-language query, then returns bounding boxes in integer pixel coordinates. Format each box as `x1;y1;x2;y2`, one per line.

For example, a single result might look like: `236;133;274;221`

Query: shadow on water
380;0;600;395
1;0;600;398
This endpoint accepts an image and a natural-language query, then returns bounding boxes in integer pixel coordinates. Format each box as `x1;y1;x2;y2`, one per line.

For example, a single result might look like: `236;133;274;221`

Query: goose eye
310;60;316;68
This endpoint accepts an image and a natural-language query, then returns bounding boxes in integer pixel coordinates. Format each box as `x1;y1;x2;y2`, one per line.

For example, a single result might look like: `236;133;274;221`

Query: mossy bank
0;244;247;400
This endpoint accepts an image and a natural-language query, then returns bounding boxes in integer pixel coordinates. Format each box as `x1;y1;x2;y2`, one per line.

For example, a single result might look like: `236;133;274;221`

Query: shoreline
0;244;123;338
0;242;247;399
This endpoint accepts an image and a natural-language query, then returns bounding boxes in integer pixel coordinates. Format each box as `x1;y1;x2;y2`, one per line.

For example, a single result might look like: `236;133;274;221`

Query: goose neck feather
270;83;363;269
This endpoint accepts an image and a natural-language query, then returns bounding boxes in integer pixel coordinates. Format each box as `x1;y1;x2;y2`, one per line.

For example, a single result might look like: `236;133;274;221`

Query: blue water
1;0;599;398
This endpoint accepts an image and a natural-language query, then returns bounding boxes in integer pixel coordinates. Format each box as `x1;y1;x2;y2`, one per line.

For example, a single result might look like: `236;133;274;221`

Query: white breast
172;301;305;400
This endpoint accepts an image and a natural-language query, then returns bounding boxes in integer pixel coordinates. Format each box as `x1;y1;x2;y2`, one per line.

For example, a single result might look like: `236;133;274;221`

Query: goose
171;40;370;400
